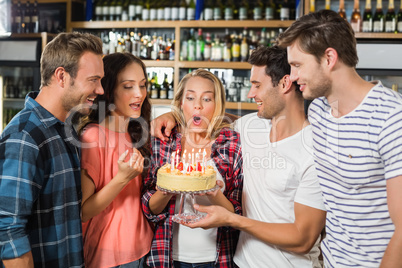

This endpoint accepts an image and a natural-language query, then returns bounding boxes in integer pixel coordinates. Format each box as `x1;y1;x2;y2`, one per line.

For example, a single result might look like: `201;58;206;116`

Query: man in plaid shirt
0;32;104;267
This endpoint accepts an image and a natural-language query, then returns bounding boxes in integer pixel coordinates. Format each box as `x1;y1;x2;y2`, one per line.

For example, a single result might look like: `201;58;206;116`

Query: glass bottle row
91;0;297;22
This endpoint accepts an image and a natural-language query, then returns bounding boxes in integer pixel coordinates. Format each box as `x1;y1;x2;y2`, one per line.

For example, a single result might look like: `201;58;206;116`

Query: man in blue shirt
0;32;104;267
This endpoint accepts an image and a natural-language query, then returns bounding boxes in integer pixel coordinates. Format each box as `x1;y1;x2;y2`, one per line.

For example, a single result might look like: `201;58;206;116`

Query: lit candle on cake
182;150;187;173
171;152;175;173
202;149;207;173
176;149;179;168
192;149;195;166
188;153;192;173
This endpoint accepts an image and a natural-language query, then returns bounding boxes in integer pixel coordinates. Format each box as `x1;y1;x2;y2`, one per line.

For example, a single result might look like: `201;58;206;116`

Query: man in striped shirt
278;9;402;267
0;33;104;267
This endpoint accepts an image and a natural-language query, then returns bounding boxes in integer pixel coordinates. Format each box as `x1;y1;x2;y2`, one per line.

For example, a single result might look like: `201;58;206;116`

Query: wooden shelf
177;61;251;69
149;99;257;110
70;20;295;30
143;60;175;68
355;32;402;39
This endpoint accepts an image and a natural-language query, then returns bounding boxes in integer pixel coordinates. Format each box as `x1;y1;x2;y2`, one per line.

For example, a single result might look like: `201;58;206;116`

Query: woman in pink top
78;53;154;268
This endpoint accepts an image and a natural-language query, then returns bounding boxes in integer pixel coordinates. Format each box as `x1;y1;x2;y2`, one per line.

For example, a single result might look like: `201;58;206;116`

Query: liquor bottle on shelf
325;0;330;10
14;1;23;33
142;0;150;20
164;0;171;20
223;29;232;62
253;0;264;20
31;0;39;33
23;1;31;33
240;34;249;62
149;0;157;21
373;0;384;32
157;0;165;20
350;0;361;32
231;33;241;61
102;0;109;21
280;0;290;20
187;28;196;61
160;73;169;99
171;0;179;20
238;0;249;20
108;0;115;20
195;28;205;61
115;0;123;20
224;0;235;20
309;0;315;13
240;77;250;102
204;32;212;60
204;0;213;20
213;0;223;20
167;80;174;99
265;0;275;20
135;0;143;20
211;35;223;61
150;72;160;99
385;0;396;32
187;0;196;20
337;0;346;20
398;1;402;32
362;0;373;31
128;0;135;20
179;0;187;20
94;0;103;20
180;30;189;61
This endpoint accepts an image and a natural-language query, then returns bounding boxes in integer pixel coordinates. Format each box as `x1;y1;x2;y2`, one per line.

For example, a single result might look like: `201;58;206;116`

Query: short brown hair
277;9;358;67
40;32;103;88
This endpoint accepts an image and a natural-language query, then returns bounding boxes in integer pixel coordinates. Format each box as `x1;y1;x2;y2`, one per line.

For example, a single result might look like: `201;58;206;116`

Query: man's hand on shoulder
150;112;176;141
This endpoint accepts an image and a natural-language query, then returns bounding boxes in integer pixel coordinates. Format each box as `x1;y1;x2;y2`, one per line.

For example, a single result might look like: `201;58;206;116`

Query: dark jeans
111;255;148;268
173;260;215;268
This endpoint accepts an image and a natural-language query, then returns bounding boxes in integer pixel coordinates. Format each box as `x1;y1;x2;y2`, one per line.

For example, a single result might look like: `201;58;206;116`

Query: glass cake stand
157;185;220;224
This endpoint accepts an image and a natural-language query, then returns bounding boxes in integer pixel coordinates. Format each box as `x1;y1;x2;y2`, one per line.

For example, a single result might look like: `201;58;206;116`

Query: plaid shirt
0;92;83;267
142;127;243;268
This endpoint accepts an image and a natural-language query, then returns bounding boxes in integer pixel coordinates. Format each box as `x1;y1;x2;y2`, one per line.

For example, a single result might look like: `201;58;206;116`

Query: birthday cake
157;163;216;192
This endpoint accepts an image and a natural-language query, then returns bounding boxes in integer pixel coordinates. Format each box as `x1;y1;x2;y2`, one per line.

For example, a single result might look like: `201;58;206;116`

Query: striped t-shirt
308;81;402;267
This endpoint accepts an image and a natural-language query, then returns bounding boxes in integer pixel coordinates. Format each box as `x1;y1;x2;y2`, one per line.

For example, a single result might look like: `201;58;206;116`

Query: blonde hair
172;69;230;139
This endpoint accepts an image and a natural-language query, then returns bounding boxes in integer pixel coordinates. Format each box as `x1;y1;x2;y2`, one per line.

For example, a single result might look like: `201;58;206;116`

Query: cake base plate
157;185;220;224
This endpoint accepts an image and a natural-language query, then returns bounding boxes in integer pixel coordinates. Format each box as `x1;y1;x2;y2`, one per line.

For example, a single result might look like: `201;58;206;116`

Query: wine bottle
253;0;264;20
187;0;196;20
362;0;373;31
23;1;31;33
398;0;402;32
385;0;396;32
238;0;249;20
224;0;235;20
171;0;179;20
102;0;110;21
280;0;290;20
204;0;213;20
265;0;275;20
187;28;196;61
240;35;249;62
325;0;330;9
179;0;186;21
310;0;315;13
350;0;362;32
337;0;346;19
160;74;169;99
164;0;171;20
135;0;143;20
31;0;39;33
195;28;205;60
373;0;384;32
149;0;157;20
115;0;123;20
213;0;223;20
204;32;212;60
231;34;240;62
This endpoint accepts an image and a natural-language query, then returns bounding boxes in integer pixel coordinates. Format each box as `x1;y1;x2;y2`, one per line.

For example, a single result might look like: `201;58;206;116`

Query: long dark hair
78;52;152;176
